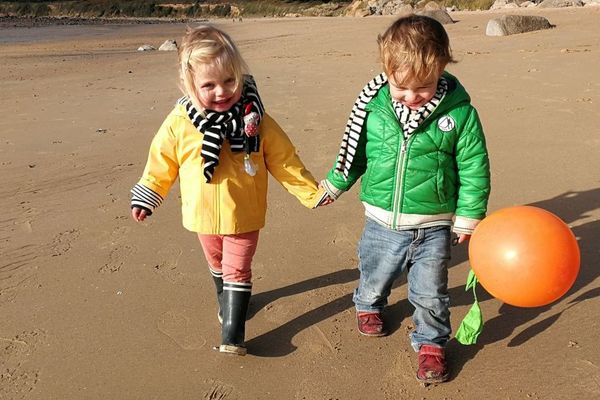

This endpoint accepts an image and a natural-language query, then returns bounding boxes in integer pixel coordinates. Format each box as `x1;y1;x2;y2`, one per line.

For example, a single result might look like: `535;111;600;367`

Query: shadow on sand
246;188;600;363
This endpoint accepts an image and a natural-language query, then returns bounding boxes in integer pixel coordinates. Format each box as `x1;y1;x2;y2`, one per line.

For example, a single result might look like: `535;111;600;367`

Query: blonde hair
178;25;249;112
378;15;455;85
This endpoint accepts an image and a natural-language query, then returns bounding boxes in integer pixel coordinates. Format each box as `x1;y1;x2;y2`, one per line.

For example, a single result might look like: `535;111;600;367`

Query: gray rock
486;15;553;36
538;0;584;7
423;1;444;10
137;44;156;51
416;9;455;24
158;40;178;51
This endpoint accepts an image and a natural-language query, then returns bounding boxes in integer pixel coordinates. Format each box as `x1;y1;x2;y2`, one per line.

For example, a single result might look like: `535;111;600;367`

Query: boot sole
219;344;247;356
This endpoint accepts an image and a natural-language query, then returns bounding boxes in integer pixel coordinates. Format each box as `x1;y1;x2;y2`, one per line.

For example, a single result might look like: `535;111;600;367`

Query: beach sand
1;8;599;399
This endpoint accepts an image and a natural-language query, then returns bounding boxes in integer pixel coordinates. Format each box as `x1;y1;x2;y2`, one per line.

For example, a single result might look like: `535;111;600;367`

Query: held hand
320;195;334;206
317;182;335;207
131;207;148;222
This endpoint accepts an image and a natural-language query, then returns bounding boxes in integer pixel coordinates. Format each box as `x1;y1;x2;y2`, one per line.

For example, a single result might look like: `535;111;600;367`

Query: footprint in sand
157;311;206;350
0;330;45;398
98;244;135;273
97;225;136;272
51;228;81;256
153;244;186;284
202;379;237;400
262;298;298;324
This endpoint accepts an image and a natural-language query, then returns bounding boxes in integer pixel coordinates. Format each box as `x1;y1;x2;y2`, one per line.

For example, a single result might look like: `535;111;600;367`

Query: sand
1;8;600;399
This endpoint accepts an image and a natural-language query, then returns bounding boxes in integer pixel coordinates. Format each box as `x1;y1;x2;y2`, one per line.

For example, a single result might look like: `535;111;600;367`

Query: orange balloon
469;206;580;307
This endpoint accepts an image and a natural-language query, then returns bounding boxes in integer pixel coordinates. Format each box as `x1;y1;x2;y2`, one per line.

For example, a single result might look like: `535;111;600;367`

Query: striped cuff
208;267;223;278
223;281;252;292
313;188;330;209
453;216;481;235
321;179;345;200
131;183;163;214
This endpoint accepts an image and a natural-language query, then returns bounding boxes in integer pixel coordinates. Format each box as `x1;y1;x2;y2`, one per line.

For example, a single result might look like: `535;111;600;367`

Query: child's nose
405;91;419;102
215;85;226;96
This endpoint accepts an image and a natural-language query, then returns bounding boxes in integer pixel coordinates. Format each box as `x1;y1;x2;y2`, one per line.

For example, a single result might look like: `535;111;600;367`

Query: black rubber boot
212;275;224;324
220;284;251;356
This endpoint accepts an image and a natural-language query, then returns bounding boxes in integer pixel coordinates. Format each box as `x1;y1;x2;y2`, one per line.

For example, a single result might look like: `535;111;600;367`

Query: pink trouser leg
198;231;260;283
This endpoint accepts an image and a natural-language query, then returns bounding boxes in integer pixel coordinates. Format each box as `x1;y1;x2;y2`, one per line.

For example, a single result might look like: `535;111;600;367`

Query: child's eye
201;83;215;90
225;78;236;85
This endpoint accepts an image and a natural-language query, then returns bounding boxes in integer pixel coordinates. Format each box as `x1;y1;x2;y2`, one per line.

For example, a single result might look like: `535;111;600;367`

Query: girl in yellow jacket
130;25;329;356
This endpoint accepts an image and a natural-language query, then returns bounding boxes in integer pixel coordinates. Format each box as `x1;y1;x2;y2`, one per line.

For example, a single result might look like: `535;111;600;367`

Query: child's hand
320;195;334;206
316;182;334;207
452;234;471;246
131;207;149;222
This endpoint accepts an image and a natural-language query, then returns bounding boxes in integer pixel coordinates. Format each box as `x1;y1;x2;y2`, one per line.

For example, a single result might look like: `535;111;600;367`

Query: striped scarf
393;77;448;139
178;75;265;183
334;73;448;180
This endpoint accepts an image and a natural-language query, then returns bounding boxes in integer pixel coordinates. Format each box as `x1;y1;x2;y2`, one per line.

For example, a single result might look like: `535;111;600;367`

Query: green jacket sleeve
455;107;491;220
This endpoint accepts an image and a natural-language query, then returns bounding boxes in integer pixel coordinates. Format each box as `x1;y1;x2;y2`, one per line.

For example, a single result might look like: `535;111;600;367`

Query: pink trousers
197;231;260;283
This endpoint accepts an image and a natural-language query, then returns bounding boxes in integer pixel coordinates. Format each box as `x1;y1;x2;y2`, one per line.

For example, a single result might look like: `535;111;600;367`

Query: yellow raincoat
136;104;323;234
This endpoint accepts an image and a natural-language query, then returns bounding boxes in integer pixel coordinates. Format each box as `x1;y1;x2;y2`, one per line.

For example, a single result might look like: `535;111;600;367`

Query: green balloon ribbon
455;269;484;345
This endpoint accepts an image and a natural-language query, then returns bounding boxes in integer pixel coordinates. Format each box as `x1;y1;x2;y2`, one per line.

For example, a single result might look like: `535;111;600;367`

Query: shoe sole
358;330;387;337
219;344;247;356
416;373;449;385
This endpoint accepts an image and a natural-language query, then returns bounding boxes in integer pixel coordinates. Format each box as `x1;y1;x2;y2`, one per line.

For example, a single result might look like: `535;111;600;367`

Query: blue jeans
353;218;451;351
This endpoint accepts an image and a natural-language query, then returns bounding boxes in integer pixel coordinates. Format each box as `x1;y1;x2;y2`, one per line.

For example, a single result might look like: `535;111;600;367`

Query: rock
423;1;444;10
381;2;413;16
345;0;370;16
416;9;455;24
158;40;177;51
137;44;156;51
486;15;553;36
538;0;584;7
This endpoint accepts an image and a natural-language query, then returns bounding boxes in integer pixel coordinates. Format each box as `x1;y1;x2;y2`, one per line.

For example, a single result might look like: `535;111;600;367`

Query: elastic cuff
321;179;344;200
453;216;481;235
312;188;330;209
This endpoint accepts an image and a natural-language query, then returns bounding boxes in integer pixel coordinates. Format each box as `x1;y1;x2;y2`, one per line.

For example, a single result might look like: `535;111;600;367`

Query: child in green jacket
321;15;491;383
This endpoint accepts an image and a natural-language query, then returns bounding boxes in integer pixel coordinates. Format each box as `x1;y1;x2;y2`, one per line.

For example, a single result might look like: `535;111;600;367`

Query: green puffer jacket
325;72;491;233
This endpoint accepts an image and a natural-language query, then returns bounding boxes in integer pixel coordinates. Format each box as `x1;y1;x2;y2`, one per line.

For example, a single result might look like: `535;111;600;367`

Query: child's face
193;63;241;112
388;69;442;111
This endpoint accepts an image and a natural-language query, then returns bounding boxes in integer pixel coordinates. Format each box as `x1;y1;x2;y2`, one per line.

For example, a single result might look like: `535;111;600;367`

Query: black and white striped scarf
393;77;448;139
178;75;265;183
334;73;448;180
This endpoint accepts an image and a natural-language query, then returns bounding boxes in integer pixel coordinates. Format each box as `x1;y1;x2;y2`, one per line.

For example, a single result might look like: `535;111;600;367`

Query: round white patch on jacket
438;115;456;132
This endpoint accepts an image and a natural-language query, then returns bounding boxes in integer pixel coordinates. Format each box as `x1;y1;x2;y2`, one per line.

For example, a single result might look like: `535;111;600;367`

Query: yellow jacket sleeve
138;114;180;199
261;114;325;209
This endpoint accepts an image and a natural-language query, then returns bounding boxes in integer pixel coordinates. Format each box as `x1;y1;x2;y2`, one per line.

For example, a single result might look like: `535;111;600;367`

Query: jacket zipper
392;138;409;230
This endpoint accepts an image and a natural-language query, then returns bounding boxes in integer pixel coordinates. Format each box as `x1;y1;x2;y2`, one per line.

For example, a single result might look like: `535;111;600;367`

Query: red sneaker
356;312;387;337
416;345;449;384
